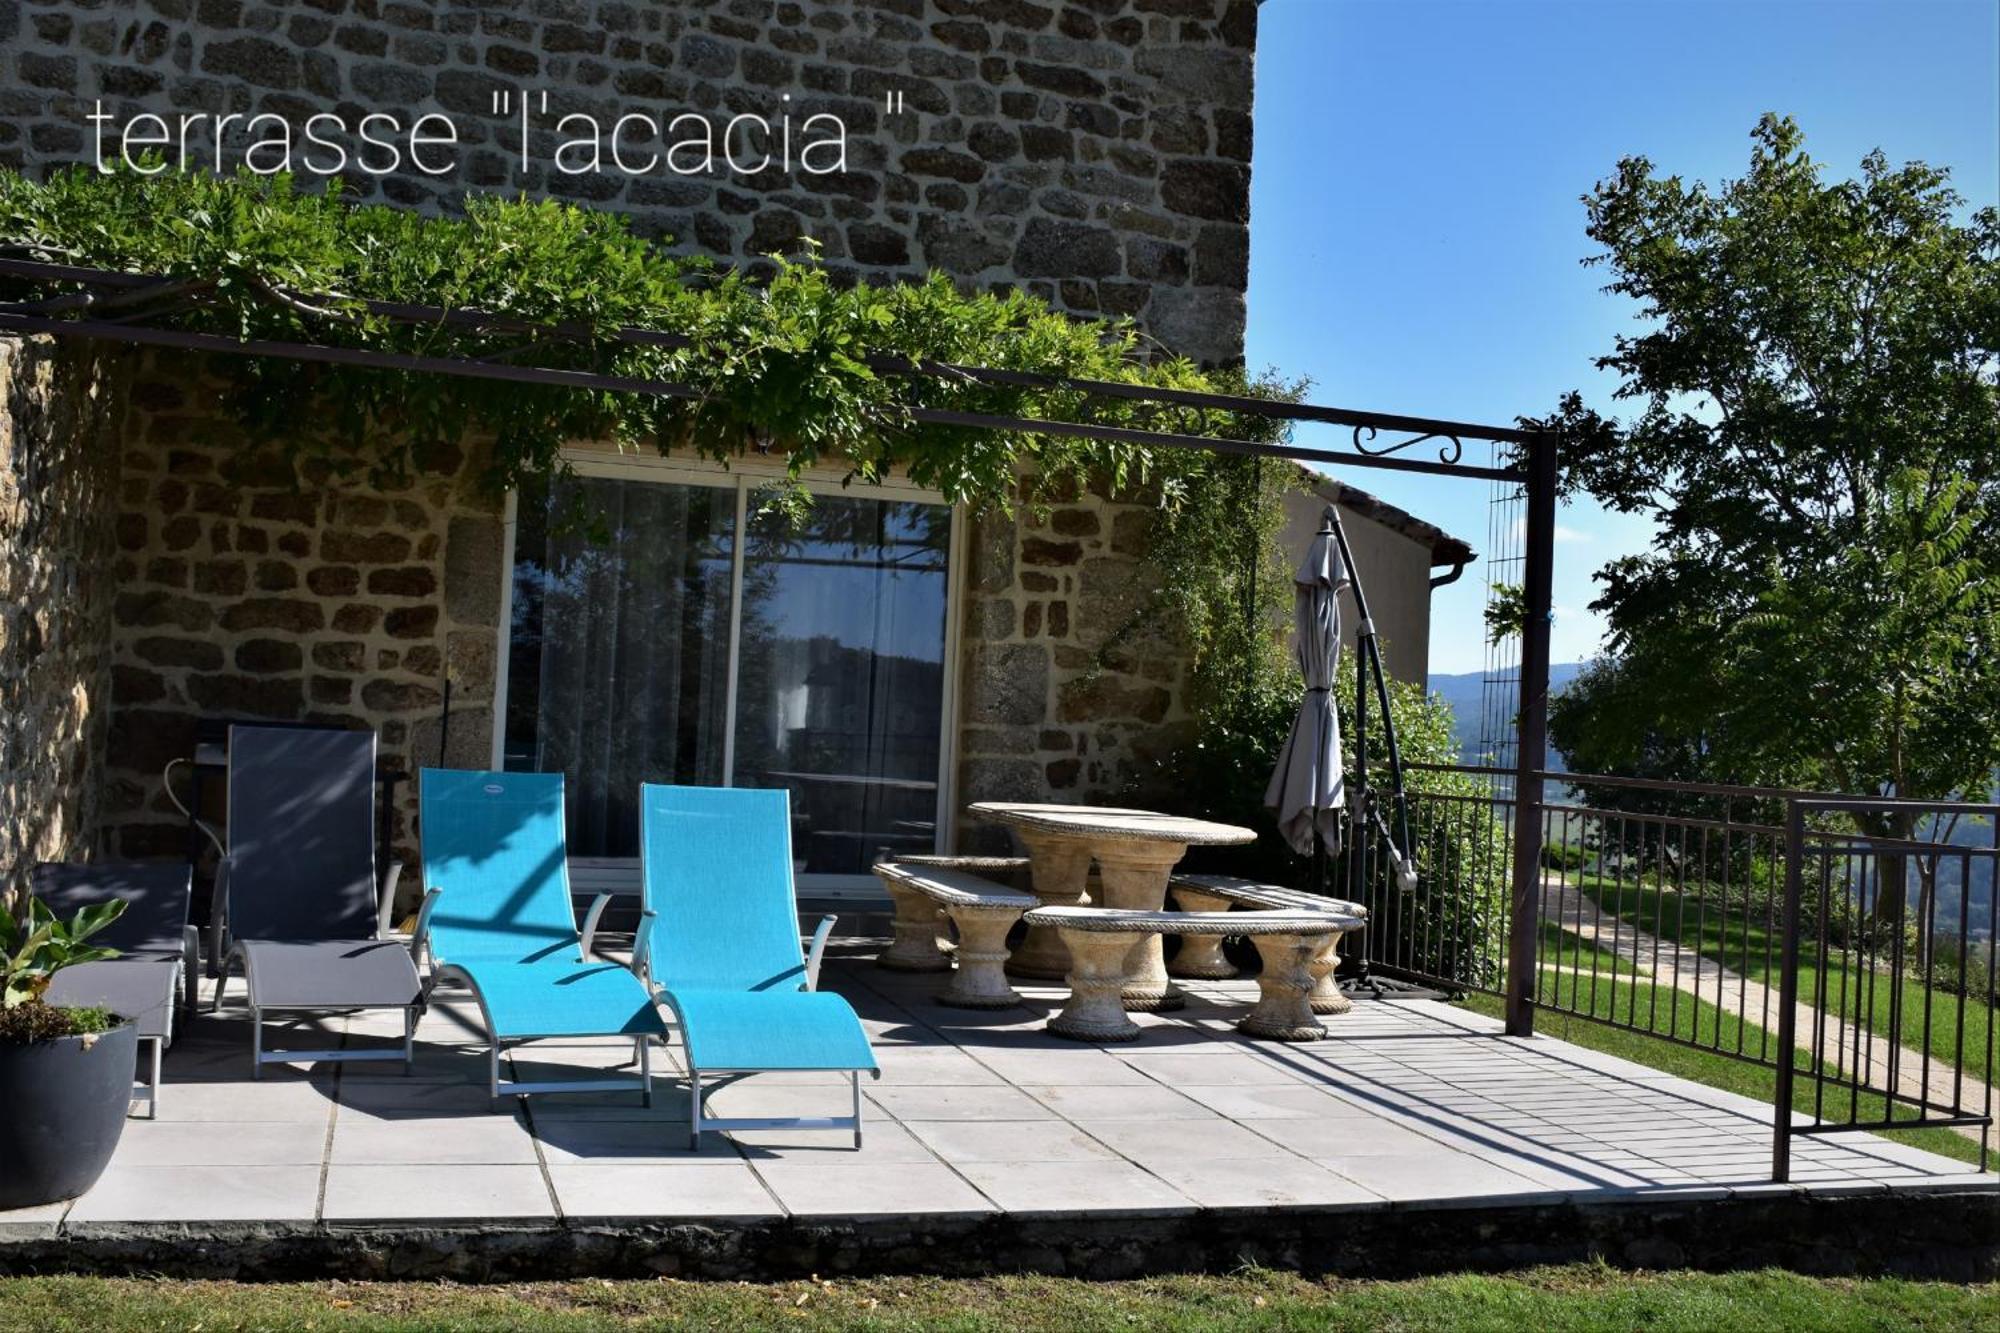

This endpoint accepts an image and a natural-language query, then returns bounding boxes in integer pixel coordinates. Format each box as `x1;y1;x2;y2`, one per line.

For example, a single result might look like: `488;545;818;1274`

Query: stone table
966;802;1255;1010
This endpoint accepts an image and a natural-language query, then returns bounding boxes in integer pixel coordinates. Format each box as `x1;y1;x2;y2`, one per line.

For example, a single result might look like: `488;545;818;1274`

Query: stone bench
872;859;1038;1009
1169;874;1369;1015
872;855;1029;973
1022;905;1365;1044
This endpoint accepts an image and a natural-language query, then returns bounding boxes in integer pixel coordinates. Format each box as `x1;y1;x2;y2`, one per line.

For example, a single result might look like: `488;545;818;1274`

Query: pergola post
1504;430;1559;1037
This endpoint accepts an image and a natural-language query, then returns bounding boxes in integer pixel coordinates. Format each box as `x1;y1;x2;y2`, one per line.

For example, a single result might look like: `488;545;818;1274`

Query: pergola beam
0;257;1531;480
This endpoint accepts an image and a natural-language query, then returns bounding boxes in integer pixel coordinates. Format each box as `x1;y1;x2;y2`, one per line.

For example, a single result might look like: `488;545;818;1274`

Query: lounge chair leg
488;1042;501;1110
688;1070;701;1151
251;1006;263;1079
147;1037;163;1120
638;1037;653;1108
852;1070;863;1150
403;1007;416;1075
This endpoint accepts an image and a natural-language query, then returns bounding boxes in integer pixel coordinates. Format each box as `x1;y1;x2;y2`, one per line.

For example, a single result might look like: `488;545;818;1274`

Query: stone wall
89;356;1196;872
99;352;506;876
955;478;1190;837
1;0;1258;365
0;336;129;904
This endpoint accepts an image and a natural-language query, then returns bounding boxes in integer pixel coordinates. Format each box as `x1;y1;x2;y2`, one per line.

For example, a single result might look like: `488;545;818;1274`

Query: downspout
1429;557;1471;590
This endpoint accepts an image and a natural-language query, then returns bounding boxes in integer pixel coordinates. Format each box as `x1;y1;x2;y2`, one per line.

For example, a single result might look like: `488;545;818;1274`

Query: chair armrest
207;857;231;979
376;861;404;938
181;924;200;1016
633;909;657;984
805;915;837;991
579;892;613;962
410;887;442;968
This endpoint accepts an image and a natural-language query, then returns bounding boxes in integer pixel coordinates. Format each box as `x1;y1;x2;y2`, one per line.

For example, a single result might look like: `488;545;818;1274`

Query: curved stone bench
1022;905;1364;1044
1169;873;1369;1015
872;860;1038;1009
872;855;1029;975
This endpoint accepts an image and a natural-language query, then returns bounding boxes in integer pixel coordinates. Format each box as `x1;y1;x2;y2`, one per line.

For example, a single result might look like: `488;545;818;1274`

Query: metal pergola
0;256;1560;1037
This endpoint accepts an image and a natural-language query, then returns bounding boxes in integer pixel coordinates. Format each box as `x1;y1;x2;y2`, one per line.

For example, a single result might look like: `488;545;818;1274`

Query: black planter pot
0;1019;136;1209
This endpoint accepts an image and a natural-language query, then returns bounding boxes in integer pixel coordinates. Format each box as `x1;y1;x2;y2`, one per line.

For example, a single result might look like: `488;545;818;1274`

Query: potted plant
0;896;132;1209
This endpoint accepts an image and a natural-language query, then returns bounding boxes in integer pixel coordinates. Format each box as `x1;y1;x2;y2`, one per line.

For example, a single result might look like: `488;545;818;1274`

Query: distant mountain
1426;662;1585;768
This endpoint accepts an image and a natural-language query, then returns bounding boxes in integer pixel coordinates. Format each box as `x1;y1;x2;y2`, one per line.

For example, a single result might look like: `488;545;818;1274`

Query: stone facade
0;337;129;904
1;0;1258;365
956;479;1189;825
94;369;1202;871
98;351;505;874
0;0;1301;884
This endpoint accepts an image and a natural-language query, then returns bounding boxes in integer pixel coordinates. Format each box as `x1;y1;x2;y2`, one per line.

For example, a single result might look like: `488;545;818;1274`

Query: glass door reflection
731;495;951;876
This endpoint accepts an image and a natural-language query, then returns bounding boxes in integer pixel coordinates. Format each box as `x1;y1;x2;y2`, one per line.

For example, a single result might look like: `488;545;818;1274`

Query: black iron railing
1349;765;1513;996
1773;798;1997;1179
1356;765;1996;1179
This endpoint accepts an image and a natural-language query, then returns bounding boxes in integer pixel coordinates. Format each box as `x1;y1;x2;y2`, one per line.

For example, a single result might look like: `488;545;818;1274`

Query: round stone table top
967;802;1256;848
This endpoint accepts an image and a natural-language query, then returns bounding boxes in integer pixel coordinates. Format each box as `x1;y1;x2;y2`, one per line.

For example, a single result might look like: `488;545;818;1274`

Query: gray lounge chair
31;861;197;1118
208;725;423;1076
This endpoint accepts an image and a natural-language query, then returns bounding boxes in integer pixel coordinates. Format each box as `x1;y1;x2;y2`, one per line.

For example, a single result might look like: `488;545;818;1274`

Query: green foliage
1400;727;1511;989
1124;447;1304;687
1540;840;1589;872
1483;581;1526;648
1545;116;2000;828
0;165;1293;516
0;1002;116;1045
0;898;125;1010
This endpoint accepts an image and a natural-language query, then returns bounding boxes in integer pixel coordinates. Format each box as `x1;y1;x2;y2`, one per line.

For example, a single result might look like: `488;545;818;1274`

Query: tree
1545;116;2000;927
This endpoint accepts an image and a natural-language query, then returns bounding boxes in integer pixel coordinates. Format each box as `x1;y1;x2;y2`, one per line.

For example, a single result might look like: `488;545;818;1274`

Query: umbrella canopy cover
1265;505;1352;856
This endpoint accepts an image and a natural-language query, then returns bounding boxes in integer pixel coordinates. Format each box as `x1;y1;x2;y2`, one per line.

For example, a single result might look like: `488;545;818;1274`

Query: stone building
3;0;1256;365
1;0;1473;903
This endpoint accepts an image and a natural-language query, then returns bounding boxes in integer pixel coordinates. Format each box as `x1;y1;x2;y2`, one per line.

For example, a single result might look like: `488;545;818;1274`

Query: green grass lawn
1464;968;1988;1167
1561;874;1995;1093
1;1267;1996;1332
1535;917;1638;978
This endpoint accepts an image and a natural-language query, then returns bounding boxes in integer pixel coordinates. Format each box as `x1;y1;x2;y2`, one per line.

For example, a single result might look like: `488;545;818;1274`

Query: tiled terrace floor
3;935;1989;1237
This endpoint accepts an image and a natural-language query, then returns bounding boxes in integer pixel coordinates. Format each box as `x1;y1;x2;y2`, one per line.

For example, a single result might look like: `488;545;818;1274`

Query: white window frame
492;448;966;900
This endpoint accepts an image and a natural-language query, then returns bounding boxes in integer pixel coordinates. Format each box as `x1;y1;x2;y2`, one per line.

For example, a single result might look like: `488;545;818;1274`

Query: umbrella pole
1322;503;1417;995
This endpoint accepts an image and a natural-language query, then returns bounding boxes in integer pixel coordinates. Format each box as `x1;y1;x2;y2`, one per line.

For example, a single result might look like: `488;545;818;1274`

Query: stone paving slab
3;940;1991;1242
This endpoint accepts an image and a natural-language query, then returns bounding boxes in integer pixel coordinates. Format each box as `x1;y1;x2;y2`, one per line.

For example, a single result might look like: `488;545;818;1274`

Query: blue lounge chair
417;768;667;1106
639;784;879;1149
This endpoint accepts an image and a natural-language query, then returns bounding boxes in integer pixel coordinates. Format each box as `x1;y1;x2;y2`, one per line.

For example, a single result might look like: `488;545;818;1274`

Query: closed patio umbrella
1265;504;1350;857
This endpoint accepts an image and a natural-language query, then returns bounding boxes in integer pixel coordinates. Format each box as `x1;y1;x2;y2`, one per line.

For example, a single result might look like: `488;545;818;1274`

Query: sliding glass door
504;461;956;890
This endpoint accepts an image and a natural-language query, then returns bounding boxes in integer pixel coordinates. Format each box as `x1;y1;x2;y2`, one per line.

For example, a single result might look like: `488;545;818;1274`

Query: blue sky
1246;0;2000;677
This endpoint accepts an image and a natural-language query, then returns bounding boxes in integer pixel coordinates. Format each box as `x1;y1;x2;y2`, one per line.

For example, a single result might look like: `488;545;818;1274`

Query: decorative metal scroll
1351;425;1464;466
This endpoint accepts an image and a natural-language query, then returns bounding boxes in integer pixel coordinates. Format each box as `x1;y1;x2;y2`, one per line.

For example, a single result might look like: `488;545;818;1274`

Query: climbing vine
0;165;1297;520
0;164;1313;776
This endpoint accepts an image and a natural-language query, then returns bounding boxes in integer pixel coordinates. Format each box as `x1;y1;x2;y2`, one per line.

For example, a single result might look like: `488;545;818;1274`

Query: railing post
1772;798;1806;1183
1504;430;1558;1037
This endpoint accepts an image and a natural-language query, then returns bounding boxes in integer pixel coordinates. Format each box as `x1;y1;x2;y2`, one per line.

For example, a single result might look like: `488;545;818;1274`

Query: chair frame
206;726;422;1077
637;785;877;1150
420;909;657;1109
651;911;860;1149
33;862;199;1118
133;934;200;1115
414;772;664;1108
